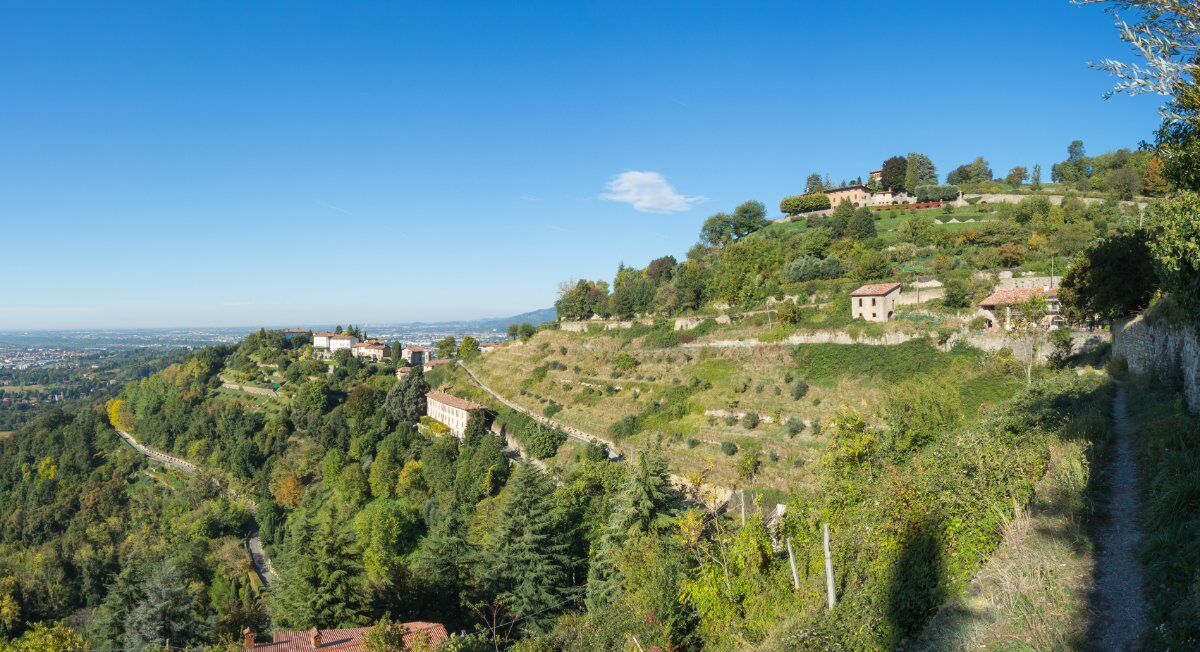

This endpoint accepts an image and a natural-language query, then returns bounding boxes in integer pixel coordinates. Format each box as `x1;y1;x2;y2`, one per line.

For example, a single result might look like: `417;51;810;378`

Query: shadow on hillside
887;514;948;649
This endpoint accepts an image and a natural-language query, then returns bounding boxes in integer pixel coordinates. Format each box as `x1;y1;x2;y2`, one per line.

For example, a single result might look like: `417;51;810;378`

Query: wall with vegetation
1114;314;1200;414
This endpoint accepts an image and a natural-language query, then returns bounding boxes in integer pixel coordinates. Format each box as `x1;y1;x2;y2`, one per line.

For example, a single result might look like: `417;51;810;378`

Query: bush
786;419;804;437
913;184;961;202
612;352;639;371
781;192;831;215
743;412;760;429
783;256;842;282
723;415;738;427
720;441;739;456
777;301;804;325
543;403;562;418
790;379;810;400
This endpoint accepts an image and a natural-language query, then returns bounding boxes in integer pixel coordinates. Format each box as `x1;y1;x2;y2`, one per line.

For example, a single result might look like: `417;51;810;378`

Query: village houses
850;282;903;322
978;286;1063;331
401;345;426;366
243;621;448;651
426;390;486;437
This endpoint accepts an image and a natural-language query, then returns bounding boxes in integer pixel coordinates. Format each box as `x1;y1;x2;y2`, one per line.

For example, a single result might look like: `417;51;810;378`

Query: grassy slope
452;329;1021;493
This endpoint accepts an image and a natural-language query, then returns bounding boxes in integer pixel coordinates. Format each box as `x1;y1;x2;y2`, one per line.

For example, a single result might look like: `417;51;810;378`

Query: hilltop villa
824;185;874;208
851;282;903;322
426;390;486;437
312;331;334;349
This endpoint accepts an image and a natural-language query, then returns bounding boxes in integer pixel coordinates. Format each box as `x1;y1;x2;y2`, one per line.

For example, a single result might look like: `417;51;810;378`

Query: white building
312;331;335;349
851;282;902;322
328;334;357;352
426;390;486;438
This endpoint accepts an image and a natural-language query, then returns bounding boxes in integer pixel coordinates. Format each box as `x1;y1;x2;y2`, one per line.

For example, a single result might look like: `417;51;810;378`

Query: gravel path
1092;385;1148;650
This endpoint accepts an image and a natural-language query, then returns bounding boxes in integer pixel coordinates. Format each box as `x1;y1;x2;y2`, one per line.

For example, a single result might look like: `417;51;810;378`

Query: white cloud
600;171;704;214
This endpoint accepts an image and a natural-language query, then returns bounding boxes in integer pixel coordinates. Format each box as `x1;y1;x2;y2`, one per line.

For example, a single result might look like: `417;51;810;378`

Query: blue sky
0;0;1164;329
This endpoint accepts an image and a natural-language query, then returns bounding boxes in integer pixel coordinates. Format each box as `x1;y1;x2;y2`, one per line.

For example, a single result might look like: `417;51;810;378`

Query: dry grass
915;439;1096;651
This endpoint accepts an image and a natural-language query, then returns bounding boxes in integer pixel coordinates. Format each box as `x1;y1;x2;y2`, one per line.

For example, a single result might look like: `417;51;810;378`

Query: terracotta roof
424;358;452;366
329;334;355;341
313;331;337;337
352;339;387;349
426;390;485;412
851;282;903;297
403;345;425;352
253;622;448;651
979;287;1057;308
827;185;871;193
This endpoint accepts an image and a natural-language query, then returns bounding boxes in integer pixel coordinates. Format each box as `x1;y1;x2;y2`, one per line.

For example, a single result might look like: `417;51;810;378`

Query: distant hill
365;307;557;335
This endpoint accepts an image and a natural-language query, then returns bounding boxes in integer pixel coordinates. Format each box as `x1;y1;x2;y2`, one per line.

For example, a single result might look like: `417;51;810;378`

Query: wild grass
1126;380;1200;647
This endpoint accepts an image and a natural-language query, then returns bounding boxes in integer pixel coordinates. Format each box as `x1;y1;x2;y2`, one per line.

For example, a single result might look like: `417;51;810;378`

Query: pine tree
124;561;197;651
90;564;143;649
308;514;368;628
413;505;470;614
586;443;677;610
475;464;574;628
804;173;824;194
1031;163;1043;190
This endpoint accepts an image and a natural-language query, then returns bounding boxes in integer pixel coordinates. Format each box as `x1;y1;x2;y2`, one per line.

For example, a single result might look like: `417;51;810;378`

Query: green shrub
543;403;562;418
743;412;760;429
612;352;638;371
723;415;738;427
720;441;738;456
790;379;809;400
786;419;803;437
780;192;831;215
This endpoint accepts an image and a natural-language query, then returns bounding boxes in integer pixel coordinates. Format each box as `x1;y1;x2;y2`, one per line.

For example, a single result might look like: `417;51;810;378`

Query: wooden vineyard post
787;538;800;590
823;523;836;610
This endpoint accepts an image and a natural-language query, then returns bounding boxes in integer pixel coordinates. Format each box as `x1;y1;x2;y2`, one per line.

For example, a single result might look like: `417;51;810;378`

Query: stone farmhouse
825;185;874;208
851;282;903;322
245;621;448;651
401;345;426;366
978;286;1062;331
426;390;486;437
351;338;389;362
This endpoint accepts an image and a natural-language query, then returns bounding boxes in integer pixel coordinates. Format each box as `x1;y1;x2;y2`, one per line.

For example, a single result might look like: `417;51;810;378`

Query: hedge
780;193;831;215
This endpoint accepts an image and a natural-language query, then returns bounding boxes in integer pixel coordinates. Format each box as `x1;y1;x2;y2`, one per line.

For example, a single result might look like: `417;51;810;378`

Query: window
871;298;877;306
858;298;863;307
872;313;877;319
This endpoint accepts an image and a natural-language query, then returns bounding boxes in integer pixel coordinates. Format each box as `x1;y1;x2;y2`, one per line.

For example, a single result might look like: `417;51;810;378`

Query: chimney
242;627;255;650
310;627;322;648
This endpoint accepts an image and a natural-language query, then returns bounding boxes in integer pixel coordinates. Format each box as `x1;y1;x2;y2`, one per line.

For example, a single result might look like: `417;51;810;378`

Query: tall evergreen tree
880;155;908;192
272;513;368;629
90;564;143;650
386;368;430;424
474;464;574;629
586;443;678;611
904;152;937;192
124;561;197;651
804;173;825;194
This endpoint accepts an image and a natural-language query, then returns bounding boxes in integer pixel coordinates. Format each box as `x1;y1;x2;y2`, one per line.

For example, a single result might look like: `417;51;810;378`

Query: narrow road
1092;385;1148;650
115;428;279;588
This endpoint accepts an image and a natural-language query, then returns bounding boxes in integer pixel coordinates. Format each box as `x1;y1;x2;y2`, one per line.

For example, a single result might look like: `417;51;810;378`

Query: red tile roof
329;334;355;341
979;287;1057;307
851;282;902;297
313;332;337;337
352;339;387;349
426;390;485;412
254;622;448;651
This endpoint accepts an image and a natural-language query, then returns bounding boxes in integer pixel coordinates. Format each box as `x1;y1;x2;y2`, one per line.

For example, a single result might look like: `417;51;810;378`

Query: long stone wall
1113;314;1200;415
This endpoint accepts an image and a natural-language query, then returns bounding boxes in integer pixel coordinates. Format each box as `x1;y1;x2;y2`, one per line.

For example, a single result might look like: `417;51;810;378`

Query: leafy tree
506;323;520;339
880;155;908;192
125;561;198;651
645;255;677;285
847;207;877;240
904;153;937;191
475;464;574;628
700;200;768;246
912;184;960;202
338;463;369;506
1157;64;1200;191
805;172;825;193
274;473;304;508
851;250;891;281
1106;166;1142;199
1146;191;1200;313
435;336;457;360
947;157;993;185
608;265;654;318
3;622;86;652
896;214;936;245
369;447;399;499
353;498;423;584
1005;166;1028;187
826;198;857;238
458;336;481;358
942;277;973;308
1142;154;1170;196
881;378;963;454
518;323;538;340
555;279;609;320
1031;163;1043;189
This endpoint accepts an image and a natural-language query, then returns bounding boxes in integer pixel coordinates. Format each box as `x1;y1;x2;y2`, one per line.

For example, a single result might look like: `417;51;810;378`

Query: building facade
351;339;388;361
978;287;1062;330
426;390;485;437
312;332;335;349
401;346;426;366
825;185;873;208
851;282;903;322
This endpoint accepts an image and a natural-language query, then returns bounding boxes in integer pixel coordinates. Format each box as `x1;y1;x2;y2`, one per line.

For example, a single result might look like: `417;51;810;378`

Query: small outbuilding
850;282;903;322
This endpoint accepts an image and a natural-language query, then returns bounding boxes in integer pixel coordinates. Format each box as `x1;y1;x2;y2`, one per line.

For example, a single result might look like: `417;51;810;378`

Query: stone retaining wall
1113;314;1200;415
